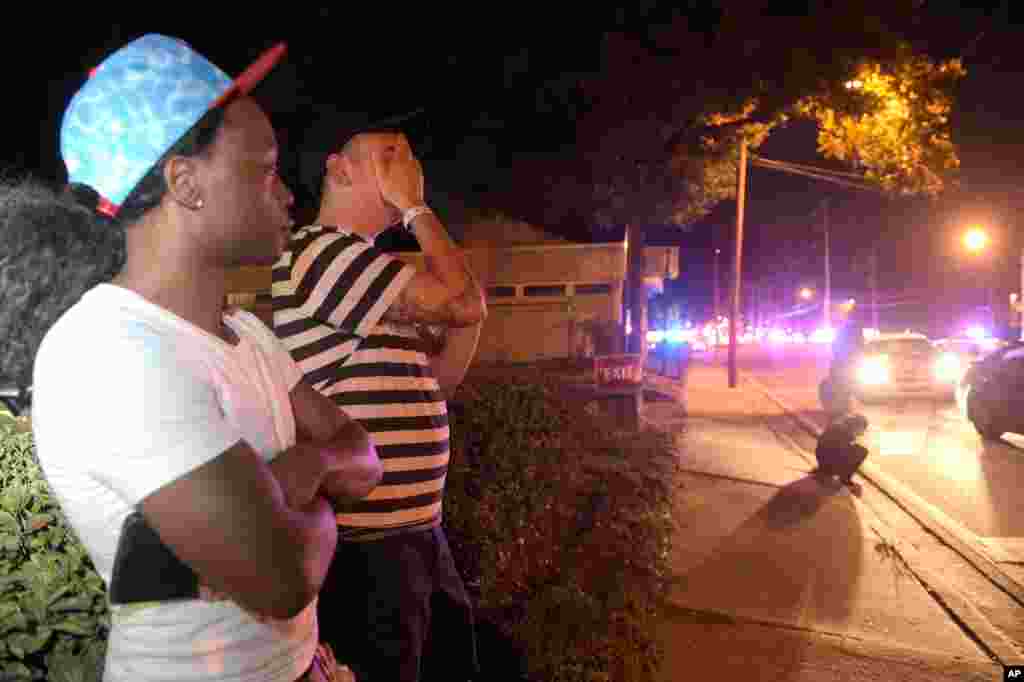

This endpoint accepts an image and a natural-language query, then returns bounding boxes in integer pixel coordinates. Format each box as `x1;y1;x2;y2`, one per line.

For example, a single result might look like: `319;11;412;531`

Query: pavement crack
872;536;918;584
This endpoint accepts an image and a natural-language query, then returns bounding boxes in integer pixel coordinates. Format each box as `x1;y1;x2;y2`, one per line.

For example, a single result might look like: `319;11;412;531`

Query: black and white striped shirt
272;225;449;540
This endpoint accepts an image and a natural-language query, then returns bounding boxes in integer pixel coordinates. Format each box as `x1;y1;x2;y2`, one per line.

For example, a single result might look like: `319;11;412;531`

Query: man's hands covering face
369;133;425;213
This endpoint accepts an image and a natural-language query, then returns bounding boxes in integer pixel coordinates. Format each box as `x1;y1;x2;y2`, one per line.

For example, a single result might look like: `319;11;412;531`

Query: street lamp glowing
799;287;814;300
963;227;989;253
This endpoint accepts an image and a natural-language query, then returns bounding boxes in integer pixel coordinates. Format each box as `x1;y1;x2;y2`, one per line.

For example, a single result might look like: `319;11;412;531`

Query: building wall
226;241;678;365
475;284;621;363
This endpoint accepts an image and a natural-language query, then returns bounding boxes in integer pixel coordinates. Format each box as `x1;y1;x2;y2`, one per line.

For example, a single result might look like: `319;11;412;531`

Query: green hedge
0;375;678;682
445;378;677;682
0;411;108;682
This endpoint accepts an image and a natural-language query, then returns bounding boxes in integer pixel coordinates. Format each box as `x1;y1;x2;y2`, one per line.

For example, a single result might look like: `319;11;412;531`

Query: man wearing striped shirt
274;125;486;682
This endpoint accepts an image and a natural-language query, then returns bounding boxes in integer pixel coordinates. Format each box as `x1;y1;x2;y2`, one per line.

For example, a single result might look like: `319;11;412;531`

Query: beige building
226;219;679;365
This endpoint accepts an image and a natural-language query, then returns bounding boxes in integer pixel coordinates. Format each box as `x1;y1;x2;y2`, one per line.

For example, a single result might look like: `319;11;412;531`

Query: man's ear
163;156;204;211
325;152;354;189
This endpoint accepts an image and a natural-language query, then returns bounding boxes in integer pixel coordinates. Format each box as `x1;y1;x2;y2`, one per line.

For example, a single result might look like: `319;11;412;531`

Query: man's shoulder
289;224;365;249
33;288;199;421
278;225;370;273
37;286;202;377
282;226;405;287
37;285;144;353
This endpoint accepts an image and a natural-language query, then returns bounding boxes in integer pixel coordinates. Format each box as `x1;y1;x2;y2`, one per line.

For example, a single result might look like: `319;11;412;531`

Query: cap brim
213;42;287;109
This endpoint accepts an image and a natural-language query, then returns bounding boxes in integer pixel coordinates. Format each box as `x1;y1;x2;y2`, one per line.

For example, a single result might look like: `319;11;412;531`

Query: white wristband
402;205;432;229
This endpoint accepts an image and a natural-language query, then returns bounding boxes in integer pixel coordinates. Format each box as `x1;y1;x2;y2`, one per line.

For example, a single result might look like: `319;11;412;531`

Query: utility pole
729;138;748;389
1020;248;1024;340
713;248;721;320
870;245;879;330
982;245;996;332
625;223;647;362
751;281;758;330
713;247;721;348
989;274;996;331
823;198;831;330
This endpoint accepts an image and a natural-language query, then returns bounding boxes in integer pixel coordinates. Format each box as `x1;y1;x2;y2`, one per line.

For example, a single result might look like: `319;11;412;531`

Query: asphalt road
705;344;1024;561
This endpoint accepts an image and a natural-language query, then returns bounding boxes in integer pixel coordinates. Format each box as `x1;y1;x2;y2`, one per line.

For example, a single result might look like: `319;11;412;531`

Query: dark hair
299;107;425;205
0;175;126;390
301;128;361;206
0;106;229;391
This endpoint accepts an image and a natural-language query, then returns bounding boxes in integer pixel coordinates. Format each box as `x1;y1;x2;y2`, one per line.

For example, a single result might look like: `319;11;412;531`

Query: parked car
935;338;981;367
956;340;1024;439
847;332;959;403
936;337;1008;372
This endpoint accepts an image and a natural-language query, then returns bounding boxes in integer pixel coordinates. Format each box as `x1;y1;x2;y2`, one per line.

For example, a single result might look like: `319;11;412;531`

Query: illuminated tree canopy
794;56;964;197
493;2;970;233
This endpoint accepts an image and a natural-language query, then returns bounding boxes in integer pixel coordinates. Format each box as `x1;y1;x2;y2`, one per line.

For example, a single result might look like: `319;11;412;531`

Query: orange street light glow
963;227;989;253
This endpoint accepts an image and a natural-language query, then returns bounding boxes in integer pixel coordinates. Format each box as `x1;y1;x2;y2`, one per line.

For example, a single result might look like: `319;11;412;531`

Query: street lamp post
713;247;722;353
870;245;879;330
963;226;996;332
714;248;721;313
729;138;748;389
823;198;831;331
1020;250;1024;340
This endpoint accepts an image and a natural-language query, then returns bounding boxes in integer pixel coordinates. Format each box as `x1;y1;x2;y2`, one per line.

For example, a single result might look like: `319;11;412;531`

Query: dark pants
317;526;479;682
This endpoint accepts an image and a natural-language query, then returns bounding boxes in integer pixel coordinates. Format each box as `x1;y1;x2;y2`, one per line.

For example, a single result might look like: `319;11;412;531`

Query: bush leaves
446;375;676;681
0;421;108;680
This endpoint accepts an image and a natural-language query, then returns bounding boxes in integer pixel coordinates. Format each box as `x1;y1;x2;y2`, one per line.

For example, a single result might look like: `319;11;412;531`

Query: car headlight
857;355;890;385
934;352;962;382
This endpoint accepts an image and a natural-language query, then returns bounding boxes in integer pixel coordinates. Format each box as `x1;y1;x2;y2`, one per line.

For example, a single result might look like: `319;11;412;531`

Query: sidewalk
640;360;1003;681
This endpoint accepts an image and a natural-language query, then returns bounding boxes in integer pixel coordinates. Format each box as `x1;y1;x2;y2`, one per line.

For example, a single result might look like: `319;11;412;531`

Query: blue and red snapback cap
59;34;286;217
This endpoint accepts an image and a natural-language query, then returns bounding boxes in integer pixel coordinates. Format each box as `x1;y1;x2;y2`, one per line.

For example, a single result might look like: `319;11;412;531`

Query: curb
742;373;1024;614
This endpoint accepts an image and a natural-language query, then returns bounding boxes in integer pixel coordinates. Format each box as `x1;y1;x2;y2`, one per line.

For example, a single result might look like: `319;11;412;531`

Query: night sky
7;2;1022;336
678;2;1024;335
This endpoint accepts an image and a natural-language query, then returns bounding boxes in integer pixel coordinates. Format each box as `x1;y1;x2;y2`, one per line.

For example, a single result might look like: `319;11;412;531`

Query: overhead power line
750;155;884;194
753;155;870;181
